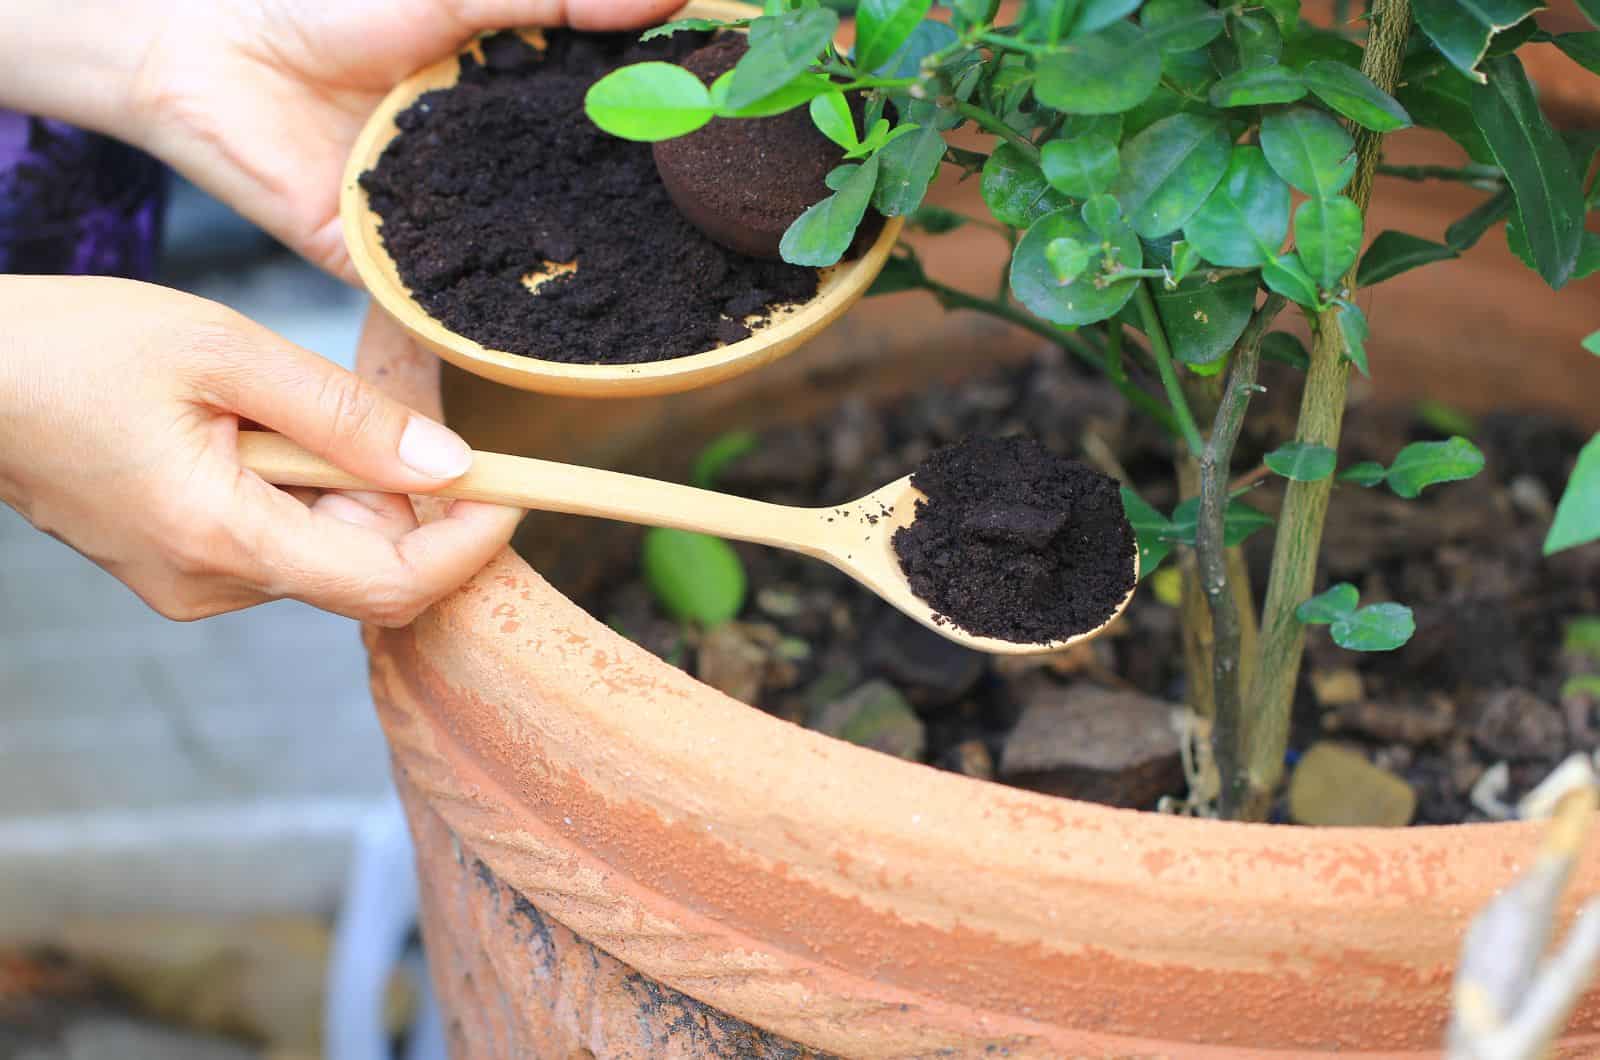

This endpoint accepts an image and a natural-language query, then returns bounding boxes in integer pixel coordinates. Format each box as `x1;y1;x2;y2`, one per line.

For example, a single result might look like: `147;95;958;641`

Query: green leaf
1262;252;1321;306
1412;0;1542;82
1296;582;1359;623
1045;237;1093;283
1081;193;1125;236
1152;273;1258;367
1226;13;1283;70
1415;398;1478;438
873;19;959;78
1445;189;1512;250
1581;0;1600;28
1265;441;1337;481
1170;240;1202;282
1385;436;1486;498
873;126;945;216
1041;134;1122;197
709;71;832;118
1299;61;1414;131
1164;497;1276;546
724;8;839;112
585;63;715;141
1119;486;1174;576
1252;0;1300;35
1262;331;1310;368
1294;195;1363;289
640;16;753;40
1141;0;1226;51
1260;105;1356;198
780;154;880;266
1339;300;1370;375
642;528;747;626
1585;329;1600;357
1112;113;1232;238
1183;147;1290;267
1035;22;1163;115
809;92;858;149
982;143;1072;228
1072;0;1144;36
1398;70;1496;165
854;0;934;71
1339;460;1388;486
1331;603;1416;651
867;248;927;294
1011;207;1143;325
1208;65;1307;107
1555;32;1600;73
692;431;759;488
1357;230;1459;286
907;205;968;233
1470;55;1585;289
1544;433;1600;554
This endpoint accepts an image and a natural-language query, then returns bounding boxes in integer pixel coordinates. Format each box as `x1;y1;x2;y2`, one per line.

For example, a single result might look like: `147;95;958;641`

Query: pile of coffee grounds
654;36;851;260
892;435;1137;643
359;30;818;364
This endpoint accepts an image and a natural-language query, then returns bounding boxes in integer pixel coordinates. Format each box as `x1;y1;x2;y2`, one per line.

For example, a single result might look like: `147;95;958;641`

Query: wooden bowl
338;0;903;398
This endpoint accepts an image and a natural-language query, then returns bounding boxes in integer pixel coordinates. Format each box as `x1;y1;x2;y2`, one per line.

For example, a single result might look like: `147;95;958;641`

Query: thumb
459;0;686;31
187;314;472;492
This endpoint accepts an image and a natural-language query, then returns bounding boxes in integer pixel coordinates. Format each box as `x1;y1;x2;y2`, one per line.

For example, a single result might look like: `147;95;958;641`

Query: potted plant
356;0;1600;1053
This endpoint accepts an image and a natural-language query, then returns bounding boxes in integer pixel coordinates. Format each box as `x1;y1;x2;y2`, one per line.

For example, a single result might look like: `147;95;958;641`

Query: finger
311;490;419;544
184;312;474;493
237;474;521;625
452;0;685;31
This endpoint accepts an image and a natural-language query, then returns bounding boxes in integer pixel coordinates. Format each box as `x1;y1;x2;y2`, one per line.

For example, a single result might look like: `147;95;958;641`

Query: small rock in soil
697;622;793;705
999;680;1183;809
811;680;926;760
1324;693;1455;746
940;739;995;779
1289;743;1416;827
1472;687;1567;761
865;611;986;708
1310;667;1364;708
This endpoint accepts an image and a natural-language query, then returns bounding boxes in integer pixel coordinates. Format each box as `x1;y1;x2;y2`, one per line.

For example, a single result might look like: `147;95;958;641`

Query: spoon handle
238;431;827;554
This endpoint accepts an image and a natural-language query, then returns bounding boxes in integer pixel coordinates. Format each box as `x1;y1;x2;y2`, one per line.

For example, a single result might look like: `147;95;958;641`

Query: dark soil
359;30;819;364
893;435;1136;643
580;347;1600;824
653;36;846;261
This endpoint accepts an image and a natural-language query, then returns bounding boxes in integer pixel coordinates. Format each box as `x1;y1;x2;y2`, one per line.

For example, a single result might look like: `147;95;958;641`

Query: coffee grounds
359;30;819;364
892;436;1137;643
654;36;844;260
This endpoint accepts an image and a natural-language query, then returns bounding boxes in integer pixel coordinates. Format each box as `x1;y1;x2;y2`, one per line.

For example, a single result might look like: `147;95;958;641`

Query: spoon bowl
240;433;1136;656
339;1;902;399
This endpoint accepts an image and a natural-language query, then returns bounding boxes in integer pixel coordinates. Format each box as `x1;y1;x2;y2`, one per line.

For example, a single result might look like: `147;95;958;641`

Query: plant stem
951;100;1041;162
1239;0;1412;821
1133;282;1205;457
1106;321;1126;384
1195;294;1286;816
1376;162;1503;184
919;277;1178;432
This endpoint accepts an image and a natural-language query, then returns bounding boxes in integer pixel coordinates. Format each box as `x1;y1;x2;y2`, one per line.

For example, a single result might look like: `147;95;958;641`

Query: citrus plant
587;0;1600;819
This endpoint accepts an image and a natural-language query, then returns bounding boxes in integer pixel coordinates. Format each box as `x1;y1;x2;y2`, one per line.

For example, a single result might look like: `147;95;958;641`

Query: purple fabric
0;108;167;280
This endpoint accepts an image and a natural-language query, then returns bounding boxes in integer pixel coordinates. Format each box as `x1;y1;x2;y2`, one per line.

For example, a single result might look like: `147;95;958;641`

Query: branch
1237;0;1413;820
1197;294;1286;817
950;100;1040;162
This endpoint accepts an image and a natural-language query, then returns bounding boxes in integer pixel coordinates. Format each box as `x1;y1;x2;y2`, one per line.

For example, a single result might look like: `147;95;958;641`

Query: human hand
0;275;521;624
124;0;682;278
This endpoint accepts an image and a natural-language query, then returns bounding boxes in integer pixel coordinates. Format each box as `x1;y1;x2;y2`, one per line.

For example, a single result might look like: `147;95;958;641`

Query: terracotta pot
357;43;1600;1060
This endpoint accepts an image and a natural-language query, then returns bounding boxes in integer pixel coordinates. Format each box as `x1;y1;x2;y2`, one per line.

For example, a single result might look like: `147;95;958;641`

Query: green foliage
854;0;935;71
1260;106;1356;198
781;156;881;266
1299;61;1413;131
725;9;840;111
1261;331;1311;369
1545;433;1600;555
1384;436;1487;498
1163;497;1276;546
584;63;715;141
1011;207;1142;324
1112;113;1231;237
1294;195;1363;289
692;431;758;488
1209;66;1307;107
642;528;748;626
1357;231;1459;286
982;144;1071;228
1265;441;1337;481
1120;486;1175;577
1296;583;1415;651
1152;273;1257;366
1034;23;1163;114
1412;0;1541;81
1041;134;1122;197
1184;147;1290;267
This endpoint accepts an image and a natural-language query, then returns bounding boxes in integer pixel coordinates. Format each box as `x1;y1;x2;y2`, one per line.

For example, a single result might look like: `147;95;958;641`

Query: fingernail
398;417;472;479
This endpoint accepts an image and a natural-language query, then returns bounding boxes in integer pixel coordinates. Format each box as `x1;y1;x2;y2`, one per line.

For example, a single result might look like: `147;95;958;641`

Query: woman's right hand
0;275;522;625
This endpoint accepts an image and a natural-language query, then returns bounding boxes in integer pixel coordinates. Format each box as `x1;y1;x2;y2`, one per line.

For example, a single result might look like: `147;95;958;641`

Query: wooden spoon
239;432;1136;656
340;3;901;399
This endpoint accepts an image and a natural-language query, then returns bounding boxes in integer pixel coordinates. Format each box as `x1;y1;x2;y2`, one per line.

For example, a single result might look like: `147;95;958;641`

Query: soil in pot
580;349;1600;823
360;30;849;365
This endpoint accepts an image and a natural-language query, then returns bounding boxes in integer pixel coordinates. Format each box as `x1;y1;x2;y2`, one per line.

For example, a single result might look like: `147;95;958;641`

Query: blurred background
2;157;430;1058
